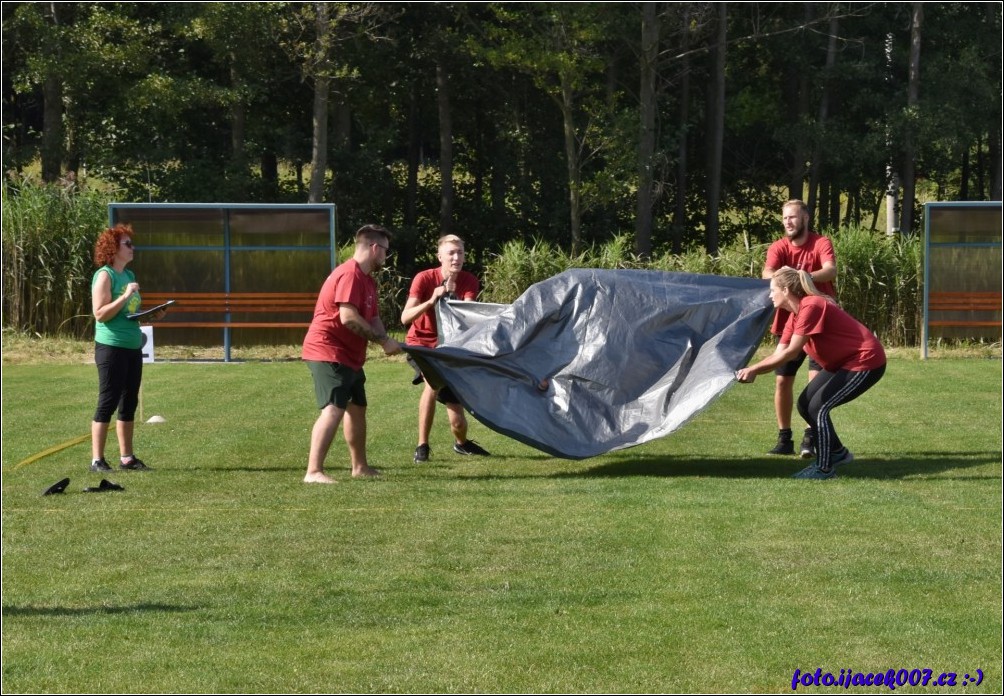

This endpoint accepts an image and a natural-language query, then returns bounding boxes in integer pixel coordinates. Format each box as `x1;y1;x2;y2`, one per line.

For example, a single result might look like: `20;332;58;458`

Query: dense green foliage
2;357;1000;692
3;2;1001;264
3;178;926;346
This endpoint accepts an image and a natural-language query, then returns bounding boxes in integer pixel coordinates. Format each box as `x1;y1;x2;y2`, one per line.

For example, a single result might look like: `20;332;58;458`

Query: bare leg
417;383;437;446
445;402;469;445
305;404;344;483
92;421;110;461
774;375;796;430
345;403;379;477
117;419;135;461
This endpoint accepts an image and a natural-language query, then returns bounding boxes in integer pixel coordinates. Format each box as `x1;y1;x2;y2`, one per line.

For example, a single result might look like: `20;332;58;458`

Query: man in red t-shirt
302;224;402;484
401;234;490;463
761;200;837;459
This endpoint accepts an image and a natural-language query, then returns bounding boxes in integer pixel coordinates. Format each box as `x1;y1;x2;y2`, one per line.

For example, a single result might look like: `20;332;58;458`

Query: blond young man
401;235;490;463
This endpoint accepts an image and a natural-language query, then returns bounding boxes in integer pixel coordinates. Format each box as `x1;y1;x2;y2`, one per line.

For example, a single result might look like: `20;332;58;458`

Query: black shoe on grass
414;444;430;463
799;428;816;459
767;438;795;456
119;457;151;471
453;440;490;456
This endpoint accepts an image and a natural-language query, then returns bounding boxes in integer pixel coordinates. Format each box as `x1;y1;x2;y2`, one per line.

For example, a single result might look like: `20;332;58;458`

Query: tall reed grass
2;176;110;338
0;176;935;347
480;230;924;347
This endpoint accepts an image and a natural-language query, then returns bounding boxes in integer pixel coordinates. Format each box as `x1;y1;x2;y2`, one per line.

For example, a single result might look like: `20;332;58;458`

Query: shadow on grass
191;465;304;473
558;451;1002;479
2;602;202;618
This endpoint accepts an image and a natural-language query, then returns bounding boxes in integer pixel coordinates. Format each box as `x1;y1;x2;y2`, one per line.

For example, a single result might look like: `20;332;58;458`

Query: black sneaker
792;464;836;480
453;440;490;456
119;457;151;471
767;438;795;456
799;428;816;459
414;444;430;463
90;458;112;472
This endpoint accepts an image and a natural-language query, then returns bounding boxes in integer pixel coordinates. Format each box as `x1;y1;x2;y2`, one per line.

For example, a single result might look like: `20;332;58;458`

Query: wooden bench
927;291;1002;328
138;291;318;361
139;292;317;329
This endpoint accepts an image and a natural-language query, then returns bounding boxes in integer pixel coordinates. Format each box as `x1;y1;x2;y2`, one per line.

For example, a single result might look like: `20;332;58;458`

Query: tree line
3;2;1001;272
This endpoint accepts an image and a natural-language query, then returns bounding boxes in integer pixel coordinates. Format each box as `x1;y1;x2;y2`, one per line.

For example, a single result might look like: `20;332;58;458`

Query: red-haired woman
89;224;165;472
736;266;886;479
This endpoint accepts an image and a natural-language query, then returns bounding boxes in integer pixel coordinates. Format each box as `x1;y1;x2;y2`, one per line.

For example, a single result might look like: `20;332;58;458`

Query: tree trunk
818;179;829;230
405;84;420;229
975;133;986;200
885;169;899;235
635;2;659;258
672;5;691;255
308;2;331;204
41;75;63;183
959;147;970;200
808;14;839;229
704;3;726;256
560;71;582;255
989;128;1002;201
437;62;454;235
883;30;898;235
788;3;815;200
261;152;278;184
899;2;922;235
329;84;352;204
40;3;64;183
829;183;841;230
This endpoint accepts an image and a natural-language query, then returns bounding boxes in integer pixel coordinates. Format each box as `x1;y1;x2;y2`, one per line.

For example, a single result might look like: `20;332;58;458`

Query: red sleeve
816;236;836;265
765;239;786;270
792;299;825;338
333;270;361;306
408;270;435;301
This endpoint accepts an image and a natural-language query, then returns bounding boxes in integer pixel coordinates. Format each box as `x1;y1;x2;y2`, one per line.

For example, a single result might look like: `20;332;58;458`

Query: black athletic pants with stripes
796;364;886;471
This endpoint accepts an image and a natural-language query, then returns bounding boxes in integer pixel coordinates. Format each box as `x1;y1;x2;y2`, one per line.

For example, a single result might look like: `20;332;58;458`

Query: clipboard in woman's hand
127;299;176;321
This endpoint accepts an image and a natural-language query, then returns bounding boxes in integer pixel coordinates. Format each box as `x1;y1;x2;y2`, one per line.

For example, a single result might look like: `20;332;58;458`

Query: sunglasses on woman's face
121;239;134;248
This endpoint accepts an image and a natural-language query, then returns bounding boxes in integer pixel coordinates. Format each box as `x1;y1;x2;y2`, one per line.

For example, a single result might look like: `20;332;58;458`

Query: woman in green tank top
89;224;165;473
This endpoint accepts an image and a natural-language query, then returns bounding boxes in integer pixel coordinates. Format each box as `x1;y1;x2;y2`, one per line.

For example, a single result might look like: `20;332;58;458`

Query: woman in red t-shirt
736;266;886;479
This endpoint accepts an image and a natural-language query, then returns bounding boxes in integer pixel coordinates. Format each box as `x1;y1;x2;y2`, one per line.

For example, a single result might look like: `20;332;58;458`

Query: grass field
2;344;1001;693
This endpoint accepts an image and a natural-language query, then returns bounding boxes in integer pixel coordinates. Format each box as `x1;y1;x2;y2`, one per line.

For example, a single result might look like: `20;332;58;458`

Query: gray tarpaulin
404;269;773;459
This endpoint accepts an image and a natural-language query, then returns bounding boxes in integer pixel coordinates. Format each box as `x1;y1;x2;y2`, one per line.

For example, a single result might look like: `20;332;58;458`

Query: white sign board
141;326;155;364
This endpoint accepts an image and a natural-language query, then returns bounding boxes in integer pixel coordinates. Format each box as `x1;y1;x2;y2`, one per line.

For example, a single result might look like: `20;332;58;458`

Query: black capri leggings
93;343;143;423
797;365;886;470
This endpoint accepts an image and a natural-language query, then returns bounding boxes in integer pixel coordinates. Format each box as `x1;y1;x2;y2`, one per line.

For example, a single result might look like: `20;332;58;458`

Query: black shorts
775;348;822;377
436;384;461;406
407;354;461;405
307;361;367;409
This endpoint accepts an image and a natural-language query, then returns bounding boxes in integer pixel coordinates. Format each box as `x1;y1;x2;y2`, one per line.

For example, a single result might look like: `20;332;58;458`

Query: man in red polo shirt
302;224;402;483
401;234;490;463
761;200;837;459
